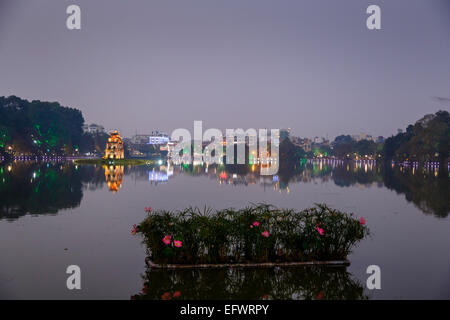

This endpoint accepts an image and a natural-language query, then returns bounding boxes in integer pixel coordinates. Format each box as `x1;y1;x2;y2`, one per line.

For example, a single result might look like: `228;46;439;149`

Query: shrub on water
136;204;369;264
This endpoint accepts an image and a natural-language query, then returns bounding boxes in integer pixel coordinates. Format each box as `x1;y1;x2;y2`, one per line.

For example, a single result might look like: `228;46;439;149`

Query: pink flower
162;235;171;245
174;240;182;248
250;225;254;228
262;230;270;238
173;291;181;298
161;292;171;300
131;224;137;235
253;221;260;227
316;226;325;236
359;217;366;225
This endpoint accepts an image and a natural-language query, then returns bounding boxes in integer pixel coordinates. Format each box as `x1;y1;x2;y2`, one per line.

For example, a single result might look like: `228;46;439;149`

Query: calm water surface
0;160;449;299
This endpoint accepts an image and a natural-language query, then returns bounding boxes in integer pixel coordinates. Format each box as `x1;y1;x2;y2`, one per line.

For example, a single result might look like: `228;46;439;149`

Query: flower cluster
250;221;270;238
161;290;181;300
162;234;183;248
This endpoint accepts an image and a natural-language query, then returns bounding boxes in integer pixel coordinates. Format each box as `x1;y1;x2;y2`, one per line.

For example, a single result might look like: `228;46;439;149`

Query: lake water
0;160;449;299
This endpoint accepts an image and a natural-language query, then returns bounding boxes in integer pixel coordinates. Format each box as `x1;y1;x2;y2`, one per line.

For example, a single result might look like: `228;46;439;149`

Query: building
351;133;376;142
290;136;312;151
130;131;170;145
83;123;105;134
104;130;124;159
130;134;151;145
147;131;170;145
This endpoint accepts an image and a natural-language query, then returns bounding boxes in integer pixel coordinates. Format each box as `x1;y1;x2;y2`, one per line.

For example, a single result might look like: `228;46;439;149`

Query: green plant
136;204;369;264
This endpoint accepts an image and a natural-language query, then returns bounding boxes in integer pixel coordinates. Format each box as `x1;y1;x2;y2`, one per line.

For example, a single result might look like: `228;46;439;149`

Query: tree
0;96;87;155
382;110;450;162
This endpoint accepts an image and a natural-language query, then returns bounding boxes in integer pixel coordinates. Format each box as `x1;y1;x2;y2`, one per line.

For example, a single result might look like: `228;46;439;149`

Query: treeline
0;96;84;155
0;95;113;156
383;110;449;162
298;110;449;163
330;136;382;159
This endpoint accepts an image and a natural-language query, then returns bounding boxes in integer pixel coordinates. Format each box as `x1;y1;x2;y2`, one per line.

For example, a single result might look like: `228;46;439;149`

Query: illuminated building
147;131;170;145
104;131;124;159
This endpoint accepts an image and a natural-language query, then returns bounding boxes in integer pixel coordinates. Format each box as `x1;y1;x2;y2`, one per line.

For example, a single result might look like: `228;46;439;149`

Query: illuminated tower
104;130;124;159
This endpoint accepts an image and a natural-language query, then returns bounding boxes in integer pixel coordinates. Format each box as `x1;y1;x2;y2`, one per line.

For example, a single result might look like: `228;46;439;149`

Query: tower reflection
104;165;124;192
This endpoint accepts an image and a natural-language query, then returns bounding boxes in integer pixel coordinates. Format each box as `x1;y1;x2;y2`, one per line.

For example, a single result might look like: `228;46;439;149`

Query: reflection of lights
7;165;12;172
148;171;168;182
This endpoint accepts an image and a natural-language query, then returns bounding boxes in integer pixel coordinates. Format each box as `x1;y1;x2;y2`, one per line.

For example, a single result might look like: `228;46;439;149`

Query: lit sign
147;136;169;145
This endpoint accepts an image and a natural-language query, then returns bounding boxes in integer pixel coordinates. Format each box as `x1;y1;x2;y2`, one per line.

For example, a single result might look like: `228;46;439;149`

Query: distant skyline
1;0;449;139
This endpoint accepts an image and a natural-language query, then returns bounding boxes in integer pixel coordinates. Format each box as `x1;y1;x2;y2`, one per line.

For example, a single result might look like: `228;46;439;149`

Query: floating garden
134;204;369;266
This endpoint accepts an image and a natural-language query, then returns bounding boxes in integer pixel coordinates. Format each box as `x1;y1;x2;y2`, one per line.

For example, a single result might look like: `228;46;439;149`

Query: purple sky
0;0;449;139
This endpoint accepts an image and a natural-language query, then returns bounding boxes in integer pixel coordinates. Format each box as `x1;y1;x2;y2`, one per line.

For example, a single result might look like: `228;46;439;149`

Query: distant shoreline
73;158;155;165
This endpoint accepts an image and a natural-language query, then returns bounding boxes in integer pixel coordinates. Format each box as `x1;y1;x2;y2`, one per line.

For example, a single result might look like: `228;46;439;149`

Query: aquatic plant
136;204;369;264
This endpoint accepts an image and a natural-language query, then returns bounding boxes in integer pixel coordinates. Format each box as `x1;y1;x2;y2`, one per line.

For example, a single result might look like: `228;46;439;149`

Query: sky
0;0;449;139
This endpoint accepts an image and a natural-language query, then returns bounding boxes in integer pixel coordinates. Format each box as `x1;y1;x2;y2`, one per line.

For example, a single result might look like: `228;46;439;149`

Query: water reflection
104;165;124;192
0;161;83;221
0;159;448;220
383;164;450;217
131;266;367;300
